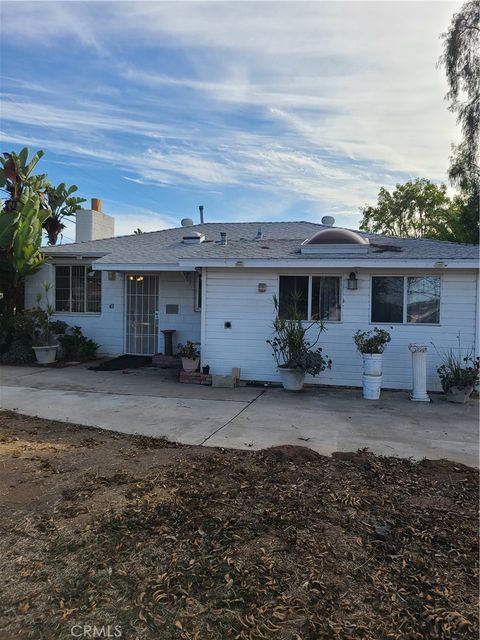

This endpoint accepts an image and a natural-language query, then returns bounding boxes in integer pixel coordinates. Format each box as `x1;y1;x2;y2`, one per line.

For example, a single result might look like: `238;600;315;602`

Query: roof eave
178;258;479;269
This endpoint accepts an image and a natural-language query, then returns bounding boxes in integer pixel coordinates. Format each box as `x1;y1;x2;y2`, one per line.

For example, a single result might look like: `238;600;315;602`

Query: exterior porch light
347;272;358;290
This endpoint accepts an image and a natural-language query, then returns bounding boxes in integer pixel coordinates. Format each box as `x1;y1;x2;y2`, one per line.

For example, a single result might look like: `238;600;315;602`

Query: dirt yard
0;410;478;640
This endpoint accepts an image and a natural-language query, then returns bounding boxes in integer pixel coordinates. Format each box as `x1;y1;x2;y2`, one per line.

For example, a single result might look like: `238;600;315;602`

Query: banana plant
43;182;85;245
0;148;48;211
0;188;49;314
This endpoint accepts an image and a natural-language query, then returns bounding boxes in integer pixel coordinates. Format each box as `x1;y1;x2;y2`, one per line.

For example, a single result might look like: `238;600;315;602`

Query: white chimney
75;198;115;242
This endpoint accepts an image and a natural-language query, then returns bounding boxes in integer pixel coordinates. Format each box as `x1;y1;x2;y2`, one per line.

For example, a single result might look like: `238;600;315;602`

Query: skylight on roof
301;228;369;254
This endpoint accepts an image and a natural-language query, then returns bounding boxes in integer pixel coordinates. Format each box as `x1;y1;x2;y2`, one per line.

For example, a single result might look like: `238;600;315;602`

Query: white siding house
24;209;479;392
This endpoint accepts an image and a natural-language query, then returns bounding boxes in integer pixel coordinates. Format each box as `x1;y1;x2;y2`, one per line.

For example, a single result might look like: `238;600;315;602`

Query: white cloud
0;0;463;226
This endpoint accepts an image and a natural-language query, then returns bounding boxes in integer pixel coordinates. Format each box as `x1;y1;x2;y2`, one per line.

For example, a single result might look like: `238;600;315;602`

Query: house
25;200;479;391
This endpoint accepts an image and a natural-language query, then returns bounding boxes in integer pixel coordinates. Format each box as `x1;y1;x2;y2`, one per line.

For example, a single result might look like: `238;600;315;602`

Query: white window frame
278;274;343;323
54;264;102;315
369;275;442;326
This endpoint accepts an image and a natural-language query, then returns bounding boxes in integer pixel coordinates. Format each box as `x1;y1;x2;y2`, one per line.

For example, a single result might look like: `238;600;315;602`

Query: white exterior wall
157;271;201;353
24;266;201;356
201;267;479;391
25;262;125;355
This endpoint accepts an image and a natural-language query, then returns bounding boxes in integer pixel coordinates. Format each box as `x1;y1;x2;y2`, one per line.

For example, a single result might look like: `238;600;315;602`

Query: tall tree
359;179;455;239
0;149;49;313
439;1;480;198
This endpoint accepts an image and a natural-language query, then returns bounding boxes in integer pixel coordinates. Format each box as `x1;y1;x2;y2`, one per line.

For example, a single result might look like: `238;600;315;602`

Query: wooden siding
201;267;478;391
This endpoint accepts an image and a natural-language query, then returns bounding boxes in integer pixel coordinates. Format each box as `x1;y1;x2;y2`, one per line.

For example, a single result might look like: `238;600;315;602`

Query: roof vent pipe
220;232;227;246
321;215;335;227
199;205;204;224
255;226;263;239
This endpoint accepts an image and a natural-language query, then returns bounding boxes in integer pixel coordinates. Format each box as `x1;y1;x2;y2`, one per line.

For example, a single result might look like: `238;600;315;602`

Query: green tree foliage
0;149;50;313
43;183;85;245
359;179;462;239
439;1;479;195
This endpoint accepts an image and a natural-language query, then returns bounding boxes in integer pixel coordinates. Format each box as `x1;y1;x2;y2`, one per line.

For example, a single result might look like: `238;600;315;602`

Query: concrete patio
0;363;478;466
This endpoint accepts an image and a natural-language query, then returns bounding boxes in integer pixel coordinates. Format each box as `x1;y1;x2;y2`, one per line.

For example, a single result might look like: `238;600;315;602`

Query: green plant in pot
177;341;200;372
267;294;332;391
31;281;58;364
353;328;391;400
437;348;479;404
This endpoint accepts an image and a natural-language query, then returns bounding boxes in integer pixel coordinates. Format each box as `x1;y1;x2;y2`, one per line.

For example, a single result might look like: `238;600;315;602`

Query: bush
267;294;332;375
353;328;391;354
59;326;99;360
0;339;35;364
437;350;480;392
177;341;200;359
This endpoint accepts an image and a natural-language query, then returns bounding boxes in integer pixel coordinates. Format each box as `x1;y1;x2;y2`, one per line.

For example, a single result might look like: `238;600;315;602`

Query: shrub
267;294;332;375
353;328;391;354
59;326;99;360
177;341;200;359
0;339;35;364
437;350;480;392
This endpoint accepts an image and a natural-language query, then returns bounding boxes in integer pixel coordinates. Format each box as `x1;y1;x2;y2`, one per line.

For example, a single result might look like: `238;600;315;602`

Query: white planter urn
33;345;57;365
362;353;383;376
278;367;305;391
181;357;199;372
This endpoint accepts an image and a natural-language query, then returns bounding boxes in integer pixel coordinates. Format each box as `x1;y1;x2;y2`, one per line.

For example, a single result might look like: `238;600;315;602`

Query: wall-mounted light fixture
347;272;358;290
258;282;267;293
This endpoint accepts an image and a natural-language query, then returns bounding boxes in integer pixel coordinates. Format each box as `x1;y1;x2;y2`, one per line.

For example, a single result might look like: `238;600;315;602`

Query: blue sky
0;1;461;240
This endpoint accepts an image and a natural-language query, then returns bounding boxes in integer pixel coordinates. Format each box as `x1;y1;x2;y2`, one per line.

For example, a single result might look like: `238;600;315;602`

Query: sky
0;0;461;240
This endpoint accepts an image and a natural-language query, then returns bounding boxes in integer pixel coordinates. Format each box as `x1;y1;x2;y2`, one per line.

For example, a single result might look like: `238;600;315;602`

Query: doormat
89;355;152;371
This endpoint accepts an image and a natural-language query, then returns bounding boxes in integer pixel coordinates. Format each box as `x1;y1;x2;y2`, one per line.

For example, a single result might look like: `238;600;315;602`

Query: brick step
179;371;212;385
152;354;182;368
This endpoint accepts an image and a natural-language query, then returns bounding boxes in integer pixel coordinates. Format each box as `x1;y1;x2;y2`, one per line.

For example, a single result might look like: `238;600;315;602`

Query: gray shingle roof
44;221;479;264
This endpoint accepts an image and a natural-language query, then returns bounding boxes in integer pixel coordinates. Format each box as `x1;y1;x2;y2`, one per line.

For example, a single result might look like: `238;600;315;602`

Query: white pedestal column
409;344;431;402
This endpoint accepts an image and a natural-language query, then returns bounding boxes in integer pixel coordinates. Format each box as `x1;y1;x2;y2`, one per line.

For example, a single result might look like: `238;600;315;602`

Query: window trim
194;272;202;312
54;264;102;315
369;275;442;326
278;273;344;323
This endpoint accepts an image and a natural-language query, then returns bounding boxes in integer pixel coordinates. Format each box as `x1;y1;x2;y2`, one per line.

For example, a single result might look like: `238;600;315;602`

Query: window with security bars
55;265;101;313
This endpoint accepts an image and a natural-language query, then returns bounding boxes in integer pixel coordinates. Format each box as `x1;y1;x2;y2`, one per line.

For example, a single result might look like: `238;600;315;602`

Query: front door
125;275;159;354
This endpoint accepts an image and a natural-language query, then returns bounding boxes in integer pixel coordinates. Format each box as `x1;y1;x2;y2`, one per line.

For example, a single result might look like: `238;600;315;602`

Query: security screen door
126;275;159;354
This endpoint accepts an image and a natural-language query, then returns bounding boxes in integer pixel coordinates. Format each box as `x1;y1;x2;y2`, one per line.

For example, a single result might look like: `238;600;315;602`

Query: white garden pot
362;374;382;400
33;345;57;365
278;368;305;392
181;357;199;372
362;353;383;376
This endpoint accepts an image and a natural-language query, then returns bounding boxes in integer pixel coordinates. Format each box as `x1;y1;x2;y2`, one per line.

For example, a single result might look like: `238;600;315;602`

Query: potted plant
353;328;391;399
177;341;200;372
31;281;58;364
267;295;332;391
437;349;479;403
